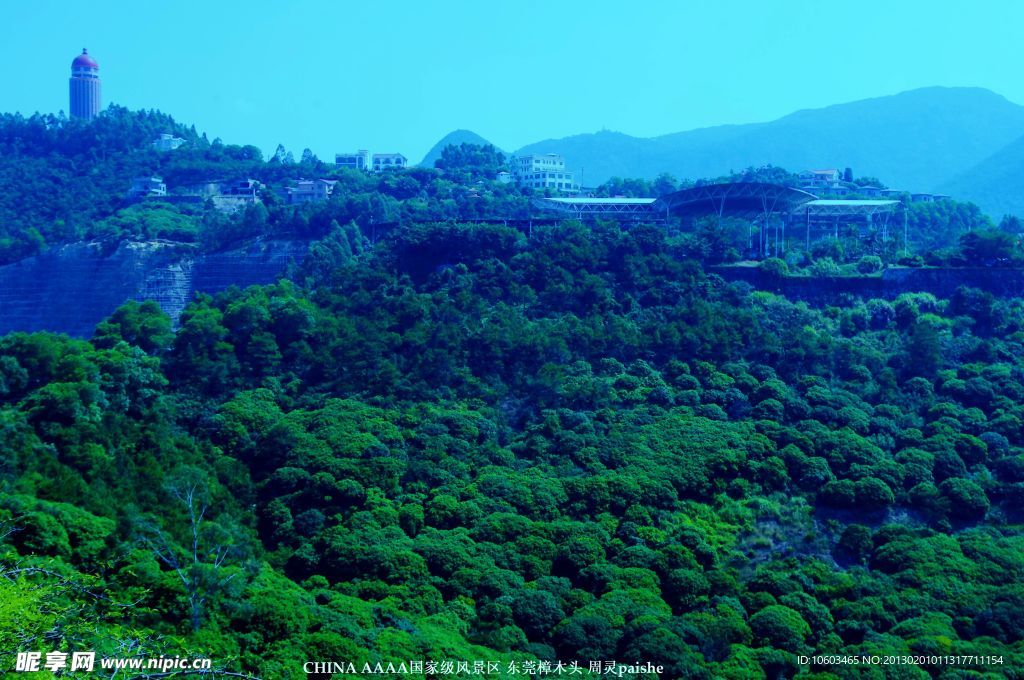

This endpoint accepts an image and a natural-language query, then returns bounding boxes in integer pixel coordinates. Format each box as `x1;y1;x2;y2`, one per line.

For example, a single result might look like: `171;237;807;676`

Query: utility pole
904;207;908;255
805;208;810;252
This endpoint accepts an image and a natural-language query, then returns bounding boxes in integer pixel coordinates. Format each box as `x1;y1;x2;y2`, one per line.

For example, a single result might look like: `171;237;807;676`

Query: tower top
72;48;99;70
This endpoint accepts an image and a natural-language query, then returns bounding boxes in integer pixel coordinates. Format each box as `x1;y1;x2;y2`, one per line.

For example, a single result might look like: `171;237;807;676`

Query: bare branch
0;563;142;608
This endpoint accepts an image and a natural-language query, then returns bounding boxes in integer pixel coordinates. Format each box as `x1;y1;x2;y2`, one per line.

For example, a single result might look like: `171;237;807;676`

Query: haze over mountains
422;87;1024;218
939;132;1024;219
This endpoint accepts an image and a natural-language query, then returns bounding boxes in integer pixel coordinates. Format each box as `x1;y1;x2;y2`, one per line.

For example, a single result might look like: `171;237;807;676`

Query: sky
3;0;1023;163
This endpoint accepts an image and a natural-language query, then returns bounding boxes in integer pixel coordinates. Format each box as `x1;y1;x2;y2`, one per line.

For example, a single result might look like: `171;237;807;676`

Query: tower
69;48;101;120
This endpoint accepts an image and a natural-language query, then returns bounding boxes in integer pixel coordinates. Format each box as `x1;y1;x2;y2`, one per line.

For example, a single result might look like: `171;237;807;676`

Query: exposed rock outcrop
0;237;311;338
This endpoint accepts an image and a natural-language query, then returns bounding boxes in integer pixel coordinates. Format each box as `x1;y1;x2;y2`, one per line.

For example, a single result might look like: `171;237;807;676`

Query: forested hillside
1;108;1023;678
3;215;1024;678
0;110;526;264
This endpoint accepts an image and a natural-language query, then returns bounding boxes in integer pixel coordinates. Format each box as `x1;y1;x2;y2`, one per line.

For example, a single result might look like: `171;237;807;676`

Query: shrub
759;258;789;277
856;255;884;274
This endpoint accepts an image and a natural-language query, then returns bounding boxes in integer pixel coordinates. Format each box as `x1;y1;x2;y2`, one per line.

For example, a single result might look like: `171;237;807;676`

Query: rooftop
72;48;99;70
803;200;899;207
542;198;658;205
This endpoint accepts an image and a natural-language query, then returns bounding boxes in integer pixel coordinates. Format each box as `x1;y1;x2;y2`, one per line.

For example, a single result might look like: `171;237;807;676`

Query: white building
152;133;186;151
215;179;263;211
127;176;166;199
336;150;369;171
496;171;512;184
288;179;337;204
372;153;408;172
512;153;578;192
798;169;842;190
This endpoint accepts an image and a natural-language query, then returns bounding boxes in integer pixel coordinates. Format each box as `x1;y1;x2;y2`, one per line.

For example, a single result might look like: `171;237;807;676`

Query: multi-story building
69;48;102;121
336;150;369;171
512;153;578;192
222;179;263;198
153;133;186;151
798;169;842;191
127;177;167;199
288;179;338;204
183;178;261;198
170;178;263;212
372;153;408;172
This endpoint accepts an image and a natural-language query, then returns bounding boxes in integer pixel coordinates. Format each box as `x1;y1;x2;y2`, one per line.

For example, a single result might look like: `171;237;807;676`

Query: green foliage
434;142;507;183
810;257;841;277
855;255;884;274
0;108;534;265
959;228;1020;265
92;202;200;241
683;216;750;264
759;258;789;277
4;193;1024;676
749;605;812;653
908;198;992;252
92;300;174;354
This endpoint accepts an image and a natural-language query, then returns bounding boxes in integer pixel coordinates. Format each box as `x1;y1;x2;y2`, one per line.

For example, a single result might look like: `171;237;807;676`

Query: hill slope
419;129;504;167
513;87;1024;192
938;132;1024;218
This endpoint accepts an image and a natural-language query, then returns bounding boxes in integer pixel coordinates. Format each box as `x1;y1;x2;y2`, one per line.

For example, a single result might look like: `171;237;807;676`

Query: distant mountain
512;87;1024;195
419;130;504;168
938;133;1024;218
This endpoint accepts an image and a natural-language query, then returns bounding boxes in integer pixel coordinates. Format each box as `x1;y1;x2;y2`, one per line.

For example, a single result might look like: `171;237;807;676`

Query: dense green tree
749;605;812;653
4;141;1024;677
434;143;507;183
959;228;1020;265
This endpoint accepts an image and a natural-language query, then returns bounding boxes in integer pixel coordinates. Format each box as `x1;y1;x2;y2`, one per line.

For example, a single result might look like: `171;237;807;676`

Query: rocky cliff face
0;238;311;338
9;239;1019;340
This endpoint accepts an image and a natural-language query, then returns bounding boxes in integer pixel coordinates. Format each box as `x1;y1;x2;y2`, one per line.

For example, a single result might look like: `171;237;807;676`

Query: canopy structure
795;199;900;221
530;184;908;253
532;197;663;222
655;182;819;221
792;199;904;251
534;187;903;226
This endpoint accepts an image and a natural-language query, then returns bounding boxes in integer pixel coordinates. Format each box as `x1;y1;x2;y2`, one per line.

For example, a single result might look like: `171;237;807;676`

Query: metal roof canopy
796;199;900;219
532;185;904;228
791;198;904;253
532;196;662;221
656;182;818;220
542;198;658;205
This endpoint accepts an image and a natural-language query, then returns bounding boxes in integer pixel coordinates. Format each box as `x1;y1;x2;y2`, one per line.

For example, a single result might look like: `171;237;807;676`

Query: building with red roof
70;48;102;120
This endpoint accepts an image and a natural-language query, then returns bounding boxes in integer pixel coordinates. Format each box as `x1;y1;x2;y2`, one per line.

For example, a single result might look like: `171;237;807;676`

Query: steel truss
532;198;663;222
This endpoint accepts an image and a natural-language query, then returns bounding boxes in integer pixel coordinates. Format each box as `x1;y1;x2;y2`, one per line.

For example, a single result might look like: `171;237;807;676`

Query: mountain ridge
418;129;505;168
424;87;1024;214
938;131;1024;218
516;87;1024;192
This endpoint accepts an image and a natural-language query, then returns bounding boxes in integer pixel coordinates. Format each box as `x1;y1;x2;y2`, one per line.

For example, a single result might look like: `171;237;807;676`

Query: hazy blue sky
4;1;1022;162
